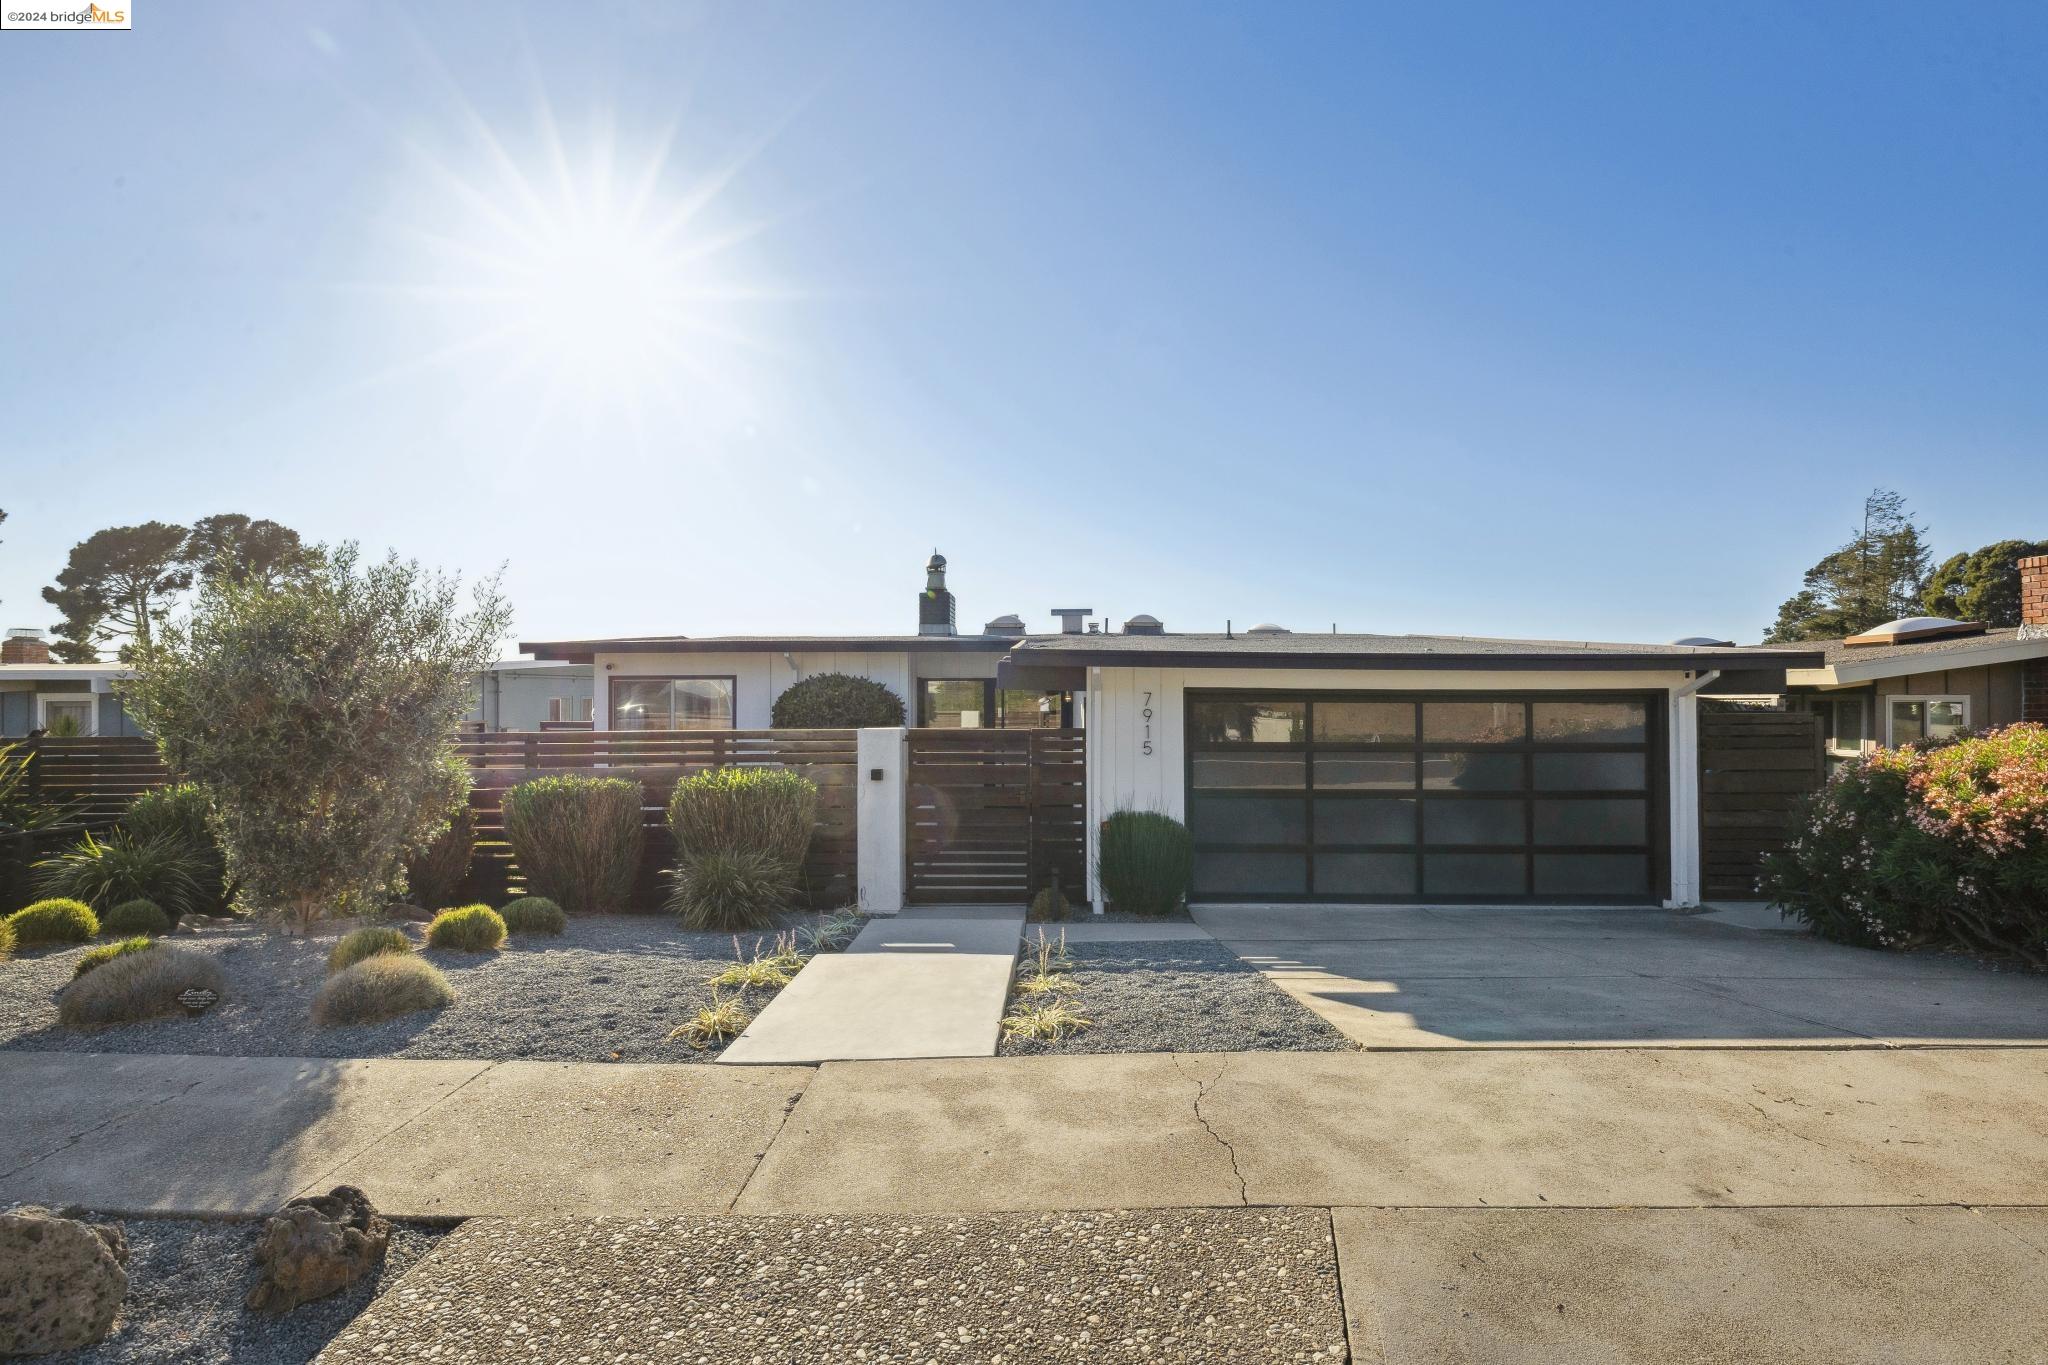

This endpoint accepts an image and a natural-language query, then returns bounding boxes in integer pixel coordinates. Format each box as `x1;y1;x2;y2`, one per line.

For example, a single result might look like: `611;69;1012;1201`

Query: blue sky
2;1;2043;650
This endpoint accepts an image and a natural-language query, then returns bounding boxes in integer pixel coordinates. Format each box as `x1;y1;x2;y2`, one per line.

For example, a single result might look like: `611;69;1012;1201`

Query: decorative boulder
0;1205;129;1355
245;1185;390;1313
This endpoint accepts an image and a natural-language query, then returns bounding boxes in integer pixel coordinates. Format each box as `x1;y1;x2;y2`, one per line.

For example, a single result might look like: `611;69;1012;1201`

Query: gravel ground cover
0;917;827;1063
319;1208;1349;1364
1001;938;1357;1056
46;1216;447;1365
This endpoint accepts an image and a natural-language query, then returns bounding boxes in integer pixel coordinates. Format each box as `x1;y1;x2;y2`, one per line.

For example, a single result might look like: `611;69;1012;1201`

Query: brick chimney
1;628;51;664
2020;555;2048;637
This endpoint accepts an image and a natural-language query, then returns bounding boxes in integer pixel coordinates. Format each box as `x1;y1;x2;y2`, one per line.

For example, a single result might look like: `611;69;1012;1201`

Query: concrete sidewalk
6;1044;2046;1219
717;907;1024;1064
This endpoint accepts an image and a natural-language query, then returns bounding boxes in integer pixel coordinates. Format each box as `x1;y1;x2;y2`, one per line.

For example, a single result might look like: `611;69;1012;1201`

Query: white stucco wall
1082;666;1706;910
589;649;1009;729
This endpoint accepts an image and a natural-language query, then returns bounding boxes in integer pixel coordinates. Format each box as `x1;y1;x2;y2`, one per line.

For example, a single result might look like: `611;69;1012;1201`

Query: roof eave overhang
1003;649;1822;674
1788;636;2048;688
521;636;1023;663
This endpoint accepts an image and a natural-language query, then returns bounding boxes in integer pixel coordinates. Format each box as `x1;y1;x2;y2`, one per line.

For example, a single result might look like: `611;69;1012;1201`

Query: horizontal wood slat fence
906;728;1086;905
8;732;858;912
1697;710;1825;900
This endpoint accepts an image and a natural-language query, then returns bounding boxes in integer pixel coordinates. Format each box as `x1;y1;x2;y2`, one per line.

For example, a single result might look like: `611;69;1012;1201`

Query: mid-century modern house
524;554;1835;909
0;631;593;736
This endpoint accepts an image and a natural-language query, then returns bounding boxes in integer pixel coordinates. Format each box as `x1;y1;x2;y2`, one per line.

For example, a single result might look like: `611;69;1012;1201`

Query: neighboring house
1710;555;2048;769
0;632;140;738
522;555;1082;731
1;629;593;738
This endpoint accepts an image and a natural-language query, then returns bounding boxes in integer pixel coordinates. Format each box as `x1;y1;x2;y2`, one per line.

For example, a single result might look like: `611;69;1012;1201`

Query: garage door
1184;692;1665;903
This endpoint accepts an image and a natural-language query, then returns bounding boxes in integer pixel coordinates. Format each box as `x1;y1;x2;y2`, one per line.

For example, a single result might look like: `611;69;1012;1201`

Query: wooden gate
1698;709;1825;900
906;728;1086;905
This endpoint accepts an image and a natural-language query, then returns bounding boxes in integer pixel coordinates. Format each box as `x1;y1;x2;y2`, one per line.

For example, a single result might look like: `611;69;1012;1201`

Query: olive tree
123;545;509;929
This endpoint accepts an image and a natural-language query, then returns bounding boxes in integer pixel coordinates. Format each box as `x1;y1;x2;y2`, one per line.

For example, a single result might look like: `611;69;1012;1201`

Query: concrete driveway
1195;903;2048;1049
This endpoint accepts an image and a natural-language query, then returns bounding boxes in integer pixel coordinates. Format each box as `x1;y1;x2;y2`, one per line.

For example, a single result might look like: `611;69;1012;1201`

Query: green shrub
74;936;157;979
425;903;507;952
34;831;205;926
328;926;414;975
312;954;454;1027
58;944;224;1031
769;673;906;728
500;896;566;936
403;802;475;911
666;767;818;868
4;898;99;946
1028;884;1071;922
101;898;173;936
121;783;231;915
1761;723;2048;965
501;776;643;914
1096;811;1193;917
0;917;13;962
668;850;797;932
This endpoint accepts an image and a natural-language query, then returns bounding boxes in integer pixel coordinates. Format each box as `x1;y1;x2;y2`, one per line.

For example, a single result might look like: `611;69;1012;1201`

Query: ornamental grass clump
312;954;454;1027
328;925;414;975
101;898;173;936
708;931;807;991
502;776;643;915
793;909;864;955
58;944;224;1031
666;767;819;868
667;850;798;932
1001;999;1092;1043
34;831;205;927
669;988;751;1049
499;896;566;936
0;917;13;963
1761;723;2048;966
1096;810;1193;917
3;898;98;947
425;904;506;952
73;936;157;979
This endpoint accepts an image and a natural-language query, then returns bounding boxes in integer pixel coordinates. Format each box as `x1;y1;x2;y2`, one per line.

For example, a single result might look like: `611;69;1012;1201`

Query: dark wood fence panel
451;730;859;909
8;731;859;911
906;728;1085;905
1698;710;1824;900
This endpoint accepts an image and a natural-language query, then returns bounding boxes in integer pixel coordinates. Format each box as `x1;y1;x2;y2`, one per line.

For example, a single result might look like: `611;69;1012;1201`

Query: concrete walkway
7;1044;2046;1219
716;906;1024;1064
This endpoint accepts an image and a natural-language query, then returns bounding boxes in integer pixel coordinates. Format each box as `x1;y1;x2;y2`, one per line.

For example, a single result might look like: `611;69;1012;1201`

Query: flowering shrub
1760;723;2048;966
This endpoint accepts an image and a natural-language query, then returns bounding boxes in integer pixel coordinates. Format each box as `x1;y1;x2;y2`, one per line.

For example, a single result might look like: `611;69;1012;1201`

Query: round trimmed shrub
667;849;797;932
312;954;454;1027
4;898;99;947
501;776;643;915
666;767;819;868
58;944;224;1031
425;904;507;952
500;896;566;936
1096;811;1193;917
101;898;173;936
769;672;906;728
0;917;13;963
328;926;414;975
74;936;157;979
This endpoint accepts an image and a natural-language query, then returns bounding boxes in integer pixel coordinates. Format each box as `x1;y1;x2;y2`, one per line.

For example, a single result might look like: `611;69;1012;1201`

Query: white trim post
855;726;906;915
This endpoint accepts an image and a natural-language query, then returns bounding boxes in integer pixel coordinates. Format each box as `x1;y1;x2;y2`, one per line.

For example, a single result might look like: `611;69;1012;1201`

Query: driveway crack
1174;1054;1247;1206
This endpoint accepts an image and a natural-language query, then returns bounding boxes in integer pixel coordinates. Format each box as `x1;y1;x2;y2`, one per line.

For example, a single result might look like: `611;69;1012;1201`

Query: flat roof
1004;632;1822;673
521;634;1024;663
1786;626;2048;687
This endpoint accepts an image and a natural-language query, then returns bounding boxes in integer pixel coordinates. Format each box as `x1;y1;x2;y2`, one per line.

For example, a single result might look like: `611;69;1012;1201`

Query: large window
1886;696;1968;746
609;677;735;731
920;680;1071;729
1186;692;1662;903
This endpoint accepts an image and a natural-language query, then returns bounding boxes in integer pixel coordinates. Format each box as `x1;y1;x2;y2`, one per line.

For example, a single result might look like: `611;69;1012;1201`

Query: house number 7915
1141;691;1154;755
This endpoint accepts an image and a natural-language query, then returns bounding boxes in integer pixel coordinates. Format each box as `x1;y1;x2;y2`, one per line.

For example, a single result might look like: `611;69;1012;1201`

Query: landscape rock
0;1204;129;1355
245;1186;390;1314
